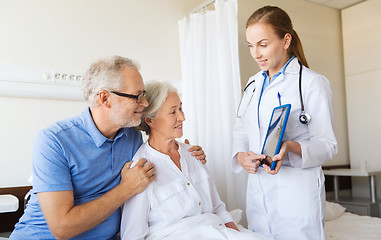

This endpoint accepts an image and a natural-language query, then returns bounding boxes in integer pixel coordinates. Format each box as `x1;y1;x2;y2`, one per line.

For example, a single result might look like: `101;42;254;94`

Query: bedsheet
325;212;381;240
145;212;272;240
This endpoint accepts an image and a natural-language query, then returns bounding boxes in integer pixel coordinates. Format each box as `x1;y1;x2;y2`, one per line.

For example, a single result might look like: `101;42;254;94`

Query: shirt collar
81;107;126;147
284;56;300;75
261;55;296;79
145;140;180;160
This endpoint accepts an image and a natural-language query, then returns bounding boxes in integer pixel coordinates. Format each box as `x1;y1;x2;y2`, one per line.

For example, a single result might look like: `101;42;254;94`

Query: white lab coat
232;58;338;240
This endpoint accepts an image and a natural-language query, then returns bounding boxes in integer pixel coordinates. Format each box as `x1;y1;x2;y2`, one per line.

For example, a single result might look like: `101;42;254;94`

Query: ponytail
291;30;309;68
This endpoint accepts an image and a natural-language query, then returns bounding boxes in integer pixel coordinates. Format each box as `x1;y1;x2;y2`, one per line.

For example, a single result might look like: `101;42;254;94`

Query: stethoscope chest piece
299;111;311;124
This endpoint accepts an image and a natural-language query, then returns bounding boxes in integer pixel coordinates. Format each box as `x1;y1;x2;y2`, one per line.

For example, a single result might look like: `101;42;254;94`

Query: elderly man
10;56;205;239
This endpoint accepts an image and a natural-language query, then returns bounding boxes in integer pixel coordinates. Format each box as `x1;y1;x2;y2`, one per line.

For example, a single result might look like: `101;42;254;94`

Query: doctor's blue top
10;108;143;240
257;56;295;128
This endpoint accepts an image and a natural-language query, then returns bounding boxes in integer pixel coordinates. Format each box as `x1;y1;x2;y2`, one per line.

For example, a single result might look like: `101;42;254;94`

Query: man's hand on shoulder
120;158;155;197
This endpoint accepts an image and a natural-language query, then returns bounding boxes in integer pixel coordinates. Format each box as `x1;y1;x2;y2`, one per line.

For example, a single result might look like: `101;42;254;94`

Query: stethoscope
237;61;311;125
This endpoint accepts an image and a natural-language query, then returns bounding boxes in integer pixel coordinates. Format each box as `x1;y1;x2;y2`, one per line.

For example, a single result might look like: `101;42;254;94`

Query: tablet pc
260;104;291;170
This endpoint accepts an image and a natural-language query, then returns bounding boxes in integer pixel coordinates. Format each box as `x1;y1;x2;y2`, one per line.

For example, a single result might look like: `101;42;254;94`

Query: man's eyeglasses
110;90;146;103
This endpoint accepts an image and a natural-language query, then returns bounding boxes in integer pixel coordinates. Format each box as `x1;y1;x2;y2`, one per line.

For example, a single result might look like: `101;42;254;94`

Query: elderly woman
120;81;268;240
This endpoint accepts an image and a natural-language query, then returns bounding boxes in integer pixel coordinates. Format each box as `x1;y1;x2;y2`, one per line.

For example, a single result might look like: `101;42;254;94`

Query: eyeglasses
110;90;146;103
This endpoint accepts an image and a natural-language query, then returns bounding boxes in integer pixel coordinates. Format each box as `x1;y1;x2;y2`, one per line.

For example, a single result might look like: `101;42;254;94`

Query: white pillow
325;201;346;221
229;209;243;224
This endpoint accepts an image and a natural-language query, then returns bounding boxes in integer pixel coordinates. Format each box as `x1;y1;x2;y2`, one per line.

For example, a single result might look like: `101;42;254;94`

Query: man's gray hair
82;55;140;106
137;80;177;135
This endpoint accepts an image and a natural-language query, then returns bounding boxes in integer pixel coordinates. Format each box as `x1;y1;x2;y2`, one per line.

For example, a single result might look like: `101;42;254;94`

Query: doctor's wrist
283;140;301;157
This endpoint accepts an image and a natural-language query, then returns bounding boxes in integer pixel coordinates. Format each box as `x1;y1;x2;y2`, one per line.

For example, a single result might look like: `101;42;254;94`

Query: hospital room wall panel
345;69;381;205
342;0;381;201
342;0;381;76
0;96;87;187
345;70;381;169
0;0;204;82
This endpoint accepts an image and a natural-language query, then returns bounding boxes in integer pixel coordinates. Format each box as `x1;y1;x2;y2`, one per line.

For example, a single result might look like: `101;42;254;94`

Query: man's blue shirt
10;108;143;239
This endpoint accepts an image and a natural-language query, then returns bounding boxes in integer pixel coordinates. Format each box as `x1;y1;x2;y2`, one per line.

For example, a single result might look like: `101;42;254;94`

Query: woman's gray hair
82;55;140;106
137;80;178;135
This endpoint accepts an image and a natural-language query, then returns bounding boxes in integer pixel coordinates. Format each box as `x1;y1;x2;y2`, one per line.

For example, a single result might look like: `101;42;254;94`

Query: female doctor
232;6;338;240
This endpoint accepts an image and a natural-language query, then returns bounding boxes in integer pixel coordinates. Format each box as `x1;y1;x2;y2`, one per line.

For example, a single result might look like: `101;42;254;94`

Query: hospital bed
233;203;381;240
324;201;381;240
230;202;381;240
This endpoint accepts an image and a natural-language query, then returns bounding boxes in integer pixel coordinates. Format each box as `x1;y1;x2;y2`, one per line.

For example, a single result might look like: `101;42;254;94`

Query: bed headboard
0;186;32;232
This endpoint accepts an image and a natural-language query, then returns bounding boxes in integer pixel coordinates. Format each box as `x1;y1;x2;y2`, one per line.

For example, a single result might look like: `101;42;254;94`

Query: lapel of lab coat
255;58;300;150
256;72;286;151
252;73;265;151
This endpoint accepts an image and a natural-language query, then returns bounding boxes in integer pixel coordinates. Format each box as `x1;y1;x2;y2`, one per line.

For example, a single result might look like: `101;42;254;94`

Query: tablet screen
260;104;291;169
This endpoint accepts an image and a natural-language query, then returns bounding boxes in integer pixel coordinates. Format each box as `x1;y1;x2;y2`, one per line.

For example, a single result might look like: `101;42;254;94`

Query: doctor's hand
185;139;207;164
263;140;301;175
237;151;265;174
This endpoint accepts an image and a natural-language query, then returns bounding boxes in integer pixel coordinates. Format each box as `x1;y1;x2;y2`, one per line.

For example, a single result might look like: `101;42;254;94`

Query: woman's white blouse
120;141;233;240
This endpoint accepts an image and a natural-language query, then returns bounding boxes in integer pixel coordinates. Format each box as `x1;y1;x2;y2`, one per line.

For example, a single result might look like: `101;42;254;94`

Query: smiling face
147;92;185;140
109;67;148;128
246;22;291;77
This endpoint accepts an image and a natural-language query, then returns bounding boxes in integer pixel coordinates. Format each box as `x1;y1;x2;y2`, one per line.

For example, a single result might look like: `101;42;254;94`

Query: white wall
342;0;381;198
0;0;204;187
0;0;203;82
0;97;87;186
238;0;349;167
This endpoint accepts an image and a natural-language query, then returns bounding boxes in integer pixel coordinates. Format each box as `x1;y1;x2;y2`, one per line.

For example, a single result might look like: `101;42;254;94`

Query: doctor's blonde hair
246;5;309;68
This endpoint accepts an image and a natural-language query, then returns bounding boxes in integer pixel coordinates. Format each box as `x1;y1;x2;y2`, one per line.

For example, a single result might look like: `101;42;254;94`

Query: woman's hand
225;221;239;231
263;140;301;175
237;151;265;174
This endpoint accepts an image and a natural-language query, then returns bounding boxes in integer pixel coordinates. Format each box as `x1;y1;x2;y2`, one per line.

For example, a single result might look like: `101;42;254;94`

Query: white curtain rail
189;0;215;14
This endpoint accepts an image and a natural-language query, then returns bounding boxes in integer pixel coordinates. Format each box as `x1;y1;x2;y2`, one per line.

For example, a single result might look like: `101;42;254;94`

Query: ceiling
303;0;366;9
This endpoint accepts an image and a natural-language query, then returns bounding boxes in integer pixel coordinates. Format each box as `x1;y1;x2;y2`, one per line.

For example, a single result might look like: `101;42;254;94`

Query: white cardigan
120;141;233;240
